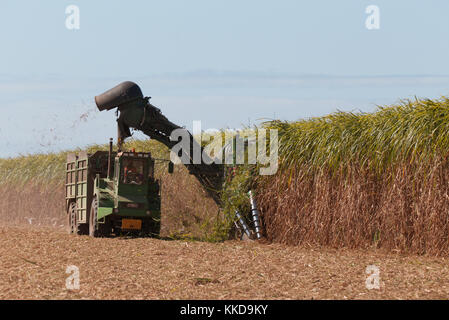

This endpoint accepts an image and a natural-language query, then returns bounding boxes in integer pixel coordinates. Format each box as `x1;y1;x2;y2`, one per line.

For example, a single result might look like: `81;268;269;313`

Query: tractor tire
89;198;111;237
142;218;160;238
152;220;161;237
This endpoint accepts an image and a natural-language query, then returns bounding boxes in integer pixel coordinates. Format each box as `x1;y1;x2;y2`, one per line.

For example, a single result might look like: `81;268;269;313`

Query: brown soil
0;225;448;300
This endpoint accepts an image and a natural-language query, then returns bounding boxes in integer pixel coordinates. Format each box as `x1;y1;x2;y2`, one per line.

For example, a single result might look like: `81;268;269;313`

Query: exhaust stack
107;138;113;179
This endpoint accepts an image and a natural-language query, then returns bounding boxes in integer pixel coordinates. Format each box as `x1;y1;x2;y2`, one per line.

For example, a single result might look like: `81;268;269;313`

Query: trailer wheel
67;202;77;234
68;202;89;235
89;198;111;237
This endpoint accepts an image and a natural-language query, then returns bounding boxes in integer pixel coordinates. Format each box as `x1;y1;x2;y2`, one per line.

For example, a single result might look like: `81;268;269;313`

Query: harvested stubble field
0;225;449;299
4;97;449;299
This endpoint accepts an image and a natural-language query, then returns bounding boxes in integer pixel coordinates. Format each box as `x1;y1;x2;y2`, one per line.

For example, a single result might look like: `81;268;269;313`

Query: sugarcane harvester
94;81;224;205
65;81;223;238
91;81;266;240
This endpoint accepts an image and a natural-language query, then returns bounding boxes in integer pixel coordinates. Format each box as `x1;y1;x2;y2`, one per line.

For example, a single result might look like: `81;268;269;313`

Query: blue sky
1;1;449;157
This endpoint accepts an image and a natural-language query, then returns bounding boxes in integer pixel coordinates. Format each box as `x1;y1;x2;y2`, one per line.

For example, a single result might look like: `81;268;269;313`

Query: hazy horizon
2;1;449;157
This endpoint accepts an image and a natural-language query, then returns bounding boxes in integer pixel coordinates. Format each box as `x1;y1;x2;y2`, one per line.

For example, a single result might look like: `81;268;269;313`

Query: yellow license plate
121;219;142;230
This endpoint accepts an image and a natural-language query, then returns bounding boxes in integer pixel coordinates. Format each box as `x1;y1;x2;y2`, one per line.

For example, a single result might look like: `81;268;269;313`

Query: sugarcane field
1;1;449;311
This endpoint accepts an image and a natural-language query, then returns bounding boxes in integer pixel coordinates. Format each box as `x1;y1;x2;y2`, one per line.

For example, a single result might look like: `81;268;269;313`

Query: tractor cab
109;150;161;232
114;151;155;188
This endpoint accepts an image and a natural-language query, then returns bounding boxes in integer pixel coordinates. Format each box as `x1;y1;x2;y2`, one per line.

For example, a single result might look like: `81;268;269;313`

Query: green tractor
65;139;173;237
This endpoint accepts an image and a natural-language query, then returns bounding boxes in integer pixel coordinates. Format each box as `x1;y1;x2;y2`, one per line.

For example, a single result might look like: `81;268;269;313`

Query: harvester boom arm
95;81;224;204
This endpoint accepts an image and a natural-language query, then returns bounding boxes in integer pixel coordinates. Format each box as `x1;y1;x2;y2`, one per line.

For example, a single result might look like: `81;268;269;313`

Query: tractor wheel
142;218;160;238
89;198;111;237
152;220;161;237
67;202;77;234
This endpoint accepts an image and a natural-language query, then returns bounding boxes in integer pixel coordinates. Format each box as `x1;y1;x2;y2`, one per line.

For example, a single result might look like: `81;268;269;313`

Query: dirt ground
0;225;448;300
